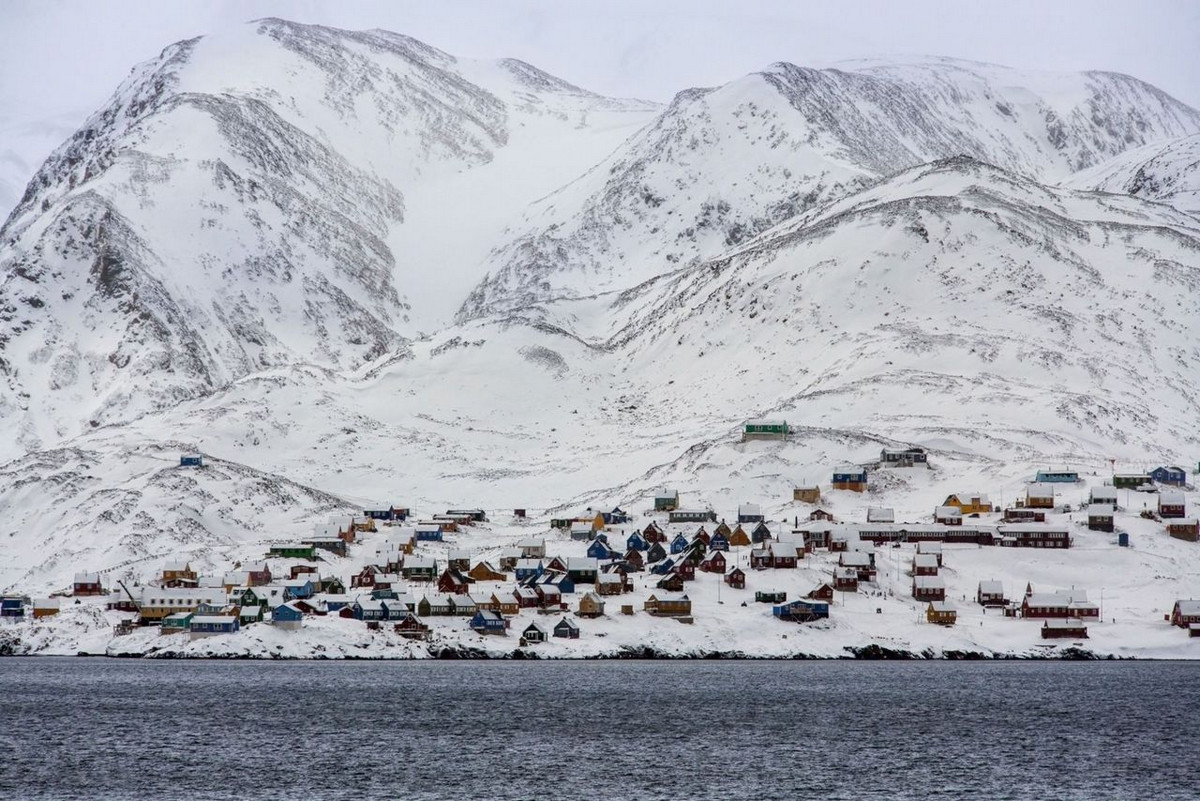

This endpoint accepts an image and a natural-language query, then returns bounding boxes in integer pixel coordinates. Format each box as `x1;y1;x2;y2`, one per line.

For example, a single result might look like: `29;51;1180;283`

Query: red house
73;572;103;597
912;576;946;602
351;565;381;589
808;583;835;602
1158;492;1186;519
832;568;858;592
724;567;746;589
1042;619;1088;639
623;549;645;571
771;550;798;569
675;561;696;581
750;548;772;570
290;564;318;580
701;551;727;574
1171;600;1200;628
643;523;666;544
514;587;539;609
437;568;472;594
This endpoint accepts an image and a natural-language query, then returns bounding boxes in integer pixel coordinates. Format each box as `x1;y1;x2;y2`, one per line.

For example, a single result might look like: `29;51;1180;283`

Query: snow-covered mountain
460;58;1200;318
0;19;658;454
2;23;1200;601
1067;134;1200;216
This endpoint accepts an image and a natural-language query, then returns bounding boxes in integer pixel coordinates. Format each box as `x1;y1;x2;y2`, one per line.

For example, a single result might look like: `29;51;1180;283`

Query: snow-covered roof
927;601;956;612
73;572;99;583
1043;619;1087;629
1175;600;1200;616
1088;504;1115;516
1090;487;1118;499
840;552;871;567
1160;491;1185;504
738;503;762;516
191;615;237;625
913;576;945;589
935;506;962;517
867;507;895;522
917;542;942;553
914;554;939;567
1027;483;1055;498
978;580;1004;594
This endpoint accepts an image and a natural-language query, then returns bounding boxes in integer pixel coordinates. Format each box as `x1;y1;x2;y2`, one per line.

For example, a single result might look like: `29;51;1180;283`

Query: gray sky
1;0;1197;213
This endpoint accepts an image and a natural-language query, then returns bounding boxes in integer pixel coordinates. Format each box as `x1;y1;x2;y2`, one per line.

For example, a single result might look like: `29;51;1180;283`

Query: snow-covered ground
3;470;1197;659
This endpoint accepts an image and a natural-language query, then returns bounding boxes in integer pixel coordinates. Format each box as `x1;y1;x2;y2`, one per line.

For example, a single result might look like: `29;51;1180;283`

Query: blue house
179;454;204;467
1035;469;1079;484
540;573;576;595
670;533;689;554
553;618;580;639
352;600;387;621
370;587;398;600
751;521;772;544
284;579;315;600
189;615;240;636
626;532;648;551
772;600;830;622
1150;466;1187;486
383;601;410;621
0;596;26;618
415;525;444;542
514;559;545;581
587;540;617;560
709;532;730;552
470;610;508;635
272;603;304;627
606;507;631;525
650;557;677;576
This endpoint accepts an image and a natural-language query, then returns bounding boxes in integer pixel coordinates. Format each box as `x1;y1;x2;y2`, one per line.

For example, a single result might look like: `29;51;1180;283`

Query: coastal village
3;424;1199;658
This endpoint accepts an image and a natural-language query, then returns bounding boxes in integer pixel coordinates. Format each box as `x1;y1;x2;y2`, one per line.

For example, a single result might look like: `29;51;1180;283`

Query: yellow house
943;493;993;515
926;601;957;626
592;513;606;532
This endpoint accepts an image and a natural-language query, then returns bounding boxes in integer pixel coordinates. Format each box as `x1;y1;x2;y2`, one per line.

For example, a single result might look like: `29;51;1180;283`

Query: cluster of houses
4;456;1197;648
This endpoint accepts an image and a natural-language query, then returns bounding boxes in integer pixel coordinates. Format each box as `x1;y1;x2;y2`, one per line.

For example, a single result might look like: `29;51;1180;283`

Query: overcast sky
0;0;1197;214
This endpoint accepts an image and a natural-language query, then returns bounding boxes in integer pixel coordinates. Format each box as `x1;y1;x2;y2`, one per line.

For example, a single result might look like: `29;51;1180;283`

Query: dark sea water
1;658;1198;801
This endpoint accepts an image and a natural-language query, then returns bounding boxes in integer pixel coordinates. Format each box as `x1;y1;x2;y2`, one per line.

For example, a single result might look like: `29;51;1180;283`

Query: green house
161;612;193;633
268;543;316;560
238;605;263;624
743;419;789;440
654;490;680;511
1112;473;1151;490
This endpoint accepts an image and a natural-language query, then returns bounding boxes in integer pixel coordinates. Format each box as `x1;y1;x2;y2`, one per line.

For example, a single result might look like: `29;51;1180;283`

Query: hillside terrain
0;22;1198;654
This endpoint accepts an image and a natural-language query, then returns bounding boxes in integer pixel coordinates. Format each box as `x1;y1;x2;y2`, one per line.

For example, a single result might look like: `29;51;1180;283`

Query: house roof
1042;619;1087;629
1088;504;1115;516
914;554;939;567
916;541;943;552
913;576;945;589
1027;483;1055;498
738;503;762;516
935;506;962;517
191;615;237;625
73;572;99;583
1173;600;1200;616
927;601;956;612
1160;491;1186;504
840;552;871;567
979;580;1004;594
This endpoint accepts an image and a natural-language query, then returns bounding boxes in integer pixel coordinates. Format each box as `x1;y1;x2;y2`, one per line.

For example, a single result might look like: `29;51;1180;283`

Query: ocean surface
1;658;1197;800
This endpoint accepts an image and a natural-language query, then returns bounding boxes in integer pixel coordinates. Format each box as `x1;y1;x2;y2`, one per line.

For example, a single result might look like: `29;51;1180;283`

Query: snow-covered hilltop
460;57;1200;318
1;21;1198;634
0;19;658;454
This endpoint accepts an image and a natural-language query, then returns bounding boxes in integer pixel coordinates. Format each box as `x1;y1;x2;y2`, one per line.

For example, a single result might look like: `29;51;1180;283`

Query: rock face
459;58;1200;319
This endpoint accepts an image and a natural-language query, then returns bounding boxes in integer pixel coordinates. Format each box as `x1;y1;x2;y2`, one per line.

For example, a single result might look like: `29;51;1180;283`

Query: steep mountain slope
460;58;1200;318
0;19;657;457
18;158;1195;537
1066;134;1200;215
